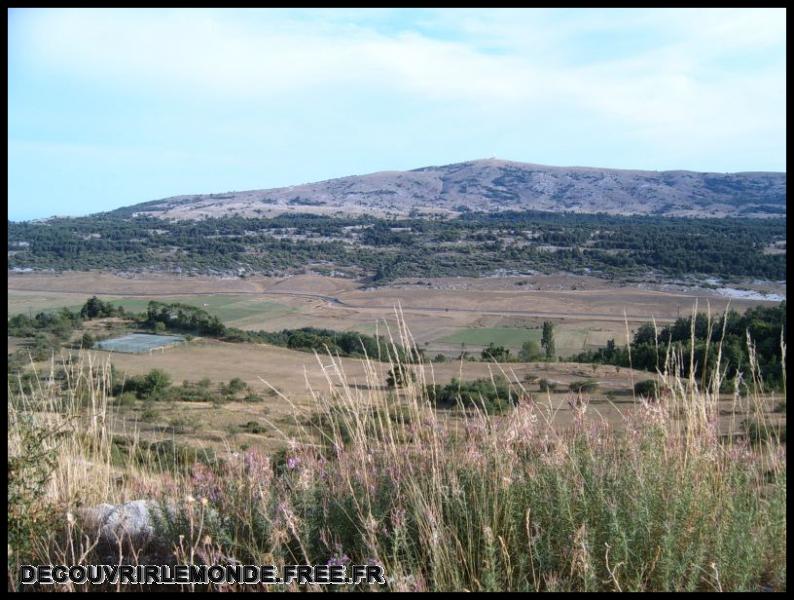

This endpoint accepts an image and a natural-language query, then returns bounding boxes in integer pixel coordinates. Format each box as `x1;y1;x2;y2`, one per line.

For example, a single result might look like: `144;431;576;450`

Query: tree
80;296;103;319
541;321;556;361
518;339;541;362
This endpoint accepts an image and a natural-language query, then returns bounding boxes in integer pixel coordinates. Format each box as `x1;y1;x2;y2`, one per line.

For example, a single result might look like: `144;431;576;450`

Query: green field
439;327;541;348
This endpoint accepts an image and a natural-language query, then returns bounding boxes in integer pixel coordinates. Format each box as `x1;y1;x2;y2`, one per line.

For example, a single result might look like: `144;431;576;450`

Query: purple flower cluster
326;553;351;567
243;448;271;480
190;462;222;503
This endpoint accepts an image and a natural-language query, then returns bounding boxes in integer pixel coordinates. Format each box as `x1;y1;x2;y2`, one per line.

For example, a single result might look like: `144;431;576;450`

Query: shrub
224;377;248;396
168;416;199;434
140;406;160;423
138;439;218;471
241;421;267;434
113;391;138;407
7;413;60;562
569;380;599;393
386;366;416;389
81;332;95;349
538;378;557;392
481;343;510;362
115;369;172;400
426;376;517;414
744;419;786;445
518;340;542;362
634;379;661;399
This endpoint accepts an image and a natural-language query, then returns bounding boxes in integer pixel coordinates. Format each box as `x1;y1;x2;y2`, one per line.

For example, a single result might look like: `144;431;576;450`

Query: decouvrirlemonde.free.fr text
20;564;386;586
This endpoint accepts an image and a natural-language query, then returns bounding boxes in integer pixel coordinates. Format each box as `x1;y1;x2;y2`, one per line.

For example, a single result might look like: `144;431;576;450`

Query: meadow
7;272;787;591
9;270;779;358
7;311;787;591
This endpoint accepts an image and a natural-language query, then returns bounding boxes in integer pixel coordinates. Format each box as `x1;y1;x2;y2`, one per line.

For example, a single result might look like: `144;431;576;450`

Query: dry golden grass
7;309;787;591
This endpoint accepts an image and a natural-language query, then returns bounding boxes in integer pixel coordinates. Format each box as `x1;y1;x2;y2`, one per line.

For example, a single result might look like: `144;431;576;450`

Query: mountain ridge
109;158;786;220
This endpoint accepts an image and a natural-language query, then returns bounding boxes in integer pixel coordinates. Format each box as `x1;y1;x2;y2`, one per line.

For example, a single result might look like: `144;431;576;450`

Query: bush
538;379;558;392
81;332;95;349
7;413;60;562
113;391;138;407
426;376;518;414
241;421;267;434
634;379;661;399
114;368;172;400
167;416;199;434
744;419;786;445
140;406;160;423
224;377;248;396
481;343;510;362
518;340;542;362
386;366;416;389
137;439;218;471
569;380;599;393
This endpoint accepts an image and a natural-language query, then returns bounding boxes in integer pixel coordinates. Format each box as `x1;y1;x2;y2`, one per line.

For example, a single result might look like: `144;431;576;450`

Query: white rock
78;500;160;543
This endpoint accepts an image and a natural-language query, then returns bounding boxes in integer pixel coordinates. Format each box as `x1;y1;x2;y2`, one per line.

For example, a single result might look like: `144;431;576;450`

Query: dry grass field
8;271;786;591
10;270;784;453
8;271;781;357
23;338;777;455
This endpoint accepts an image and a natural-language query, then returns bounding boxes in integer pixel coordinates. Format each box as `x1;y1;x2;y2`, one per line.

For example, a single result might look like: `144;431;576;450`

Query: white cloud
9;8;786;169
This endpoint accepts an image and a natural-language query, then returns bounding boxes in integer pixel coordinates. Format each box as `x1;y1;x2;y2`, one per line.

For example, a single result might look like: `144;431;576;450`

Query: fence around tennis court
94;333;187;354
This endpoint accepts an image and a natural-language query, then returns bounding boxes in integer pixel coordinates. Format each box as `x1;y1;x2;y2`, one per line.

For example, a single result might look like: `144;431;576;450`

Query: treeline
144;301;225;336
142;300;413;361
573;302;786;390
8;296;415;366
223;326;416;362
8;296;125;341
8;210;786;282
7;297;124;371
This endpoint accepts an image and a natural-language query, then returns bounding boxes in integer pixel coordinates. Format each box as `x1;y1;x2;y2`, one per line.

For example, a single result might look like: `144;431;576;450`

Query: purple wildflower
326;554;351;567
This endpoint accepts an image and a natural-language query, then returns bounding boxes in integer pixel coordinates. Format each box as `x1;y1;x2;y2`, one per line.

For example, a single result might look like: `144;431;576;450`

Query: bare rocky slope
112;159;786;220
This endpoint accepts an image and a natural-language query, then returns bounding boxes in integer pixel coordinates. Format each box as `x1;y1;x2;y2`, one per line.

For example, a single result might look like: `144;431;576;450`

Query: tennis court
94;333;186;354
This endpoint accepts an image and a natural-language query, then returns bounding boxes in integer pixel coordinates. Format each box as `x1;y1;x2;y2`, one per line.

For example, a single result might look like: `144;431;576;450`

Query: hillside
110;159;787;220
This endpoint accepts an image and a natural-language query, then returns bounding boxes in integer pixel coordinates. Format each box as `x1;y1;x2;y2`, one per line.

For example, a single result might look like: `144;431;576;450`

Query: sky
7;7;787;221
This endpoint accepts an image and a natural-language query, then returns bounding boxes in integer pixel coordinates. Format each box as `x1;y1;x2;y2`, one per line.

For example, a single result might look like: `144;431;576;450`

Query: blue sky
7;8;786;221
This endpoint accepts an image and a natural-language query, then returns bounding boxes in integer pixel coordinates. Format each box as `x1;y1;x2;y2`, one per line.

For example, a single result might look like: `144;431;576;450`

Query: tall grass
7;309;787;591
